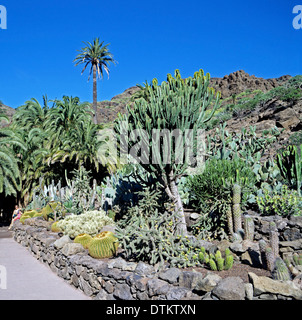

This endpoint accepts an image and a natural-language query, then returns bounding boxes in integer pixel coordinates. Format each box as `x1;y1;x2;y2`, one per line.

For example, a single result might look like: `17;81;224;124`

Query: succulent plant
265;247;275;272
269;221;279;259
232;184;242;233
272;257;291;281
243;215;255;241
259;239;268;270
88;231;119;259
50;221;62;233
200;246;234;271
74;233;93;249
57;210;115;239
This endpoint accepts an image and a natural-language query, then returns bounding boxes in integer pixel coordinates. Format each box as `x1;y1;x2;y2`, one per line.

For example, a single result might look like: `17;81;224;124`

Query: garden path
0;227;90;300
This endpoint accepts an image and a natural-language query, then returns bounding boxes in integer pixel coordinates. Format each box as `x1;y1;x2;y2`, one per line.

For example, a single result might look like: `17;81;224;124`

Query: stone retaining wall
12;217;302;300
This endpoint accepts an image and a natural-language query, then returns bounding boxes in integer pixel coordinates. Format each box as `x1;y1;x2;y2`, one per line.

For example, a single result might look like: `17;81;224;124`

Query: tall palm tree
74;37;116;124
0;115;25;196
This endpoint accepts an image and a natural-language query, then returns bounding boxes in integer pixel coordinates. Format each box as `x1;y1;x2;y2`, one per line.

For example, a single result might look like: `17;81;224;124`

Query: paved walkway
0;227;91;300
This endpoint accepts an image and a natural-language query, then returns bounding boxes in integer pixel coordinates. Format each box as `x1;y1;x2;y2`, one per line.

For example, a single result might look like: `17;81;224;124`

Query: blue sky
0;0;301;108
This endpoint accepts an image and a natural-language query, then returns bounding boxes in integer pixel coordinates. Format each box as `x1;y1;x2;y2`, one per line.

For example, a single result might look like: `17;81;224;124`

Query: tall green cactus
115;69;221;235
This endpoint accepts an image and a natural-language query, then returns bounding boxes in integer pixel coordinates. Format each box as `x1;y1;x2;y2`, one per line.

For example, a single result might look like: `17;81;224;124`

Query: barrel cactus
20;210;37;224
88;231;119;259
51;221;62;233
74;233;93;249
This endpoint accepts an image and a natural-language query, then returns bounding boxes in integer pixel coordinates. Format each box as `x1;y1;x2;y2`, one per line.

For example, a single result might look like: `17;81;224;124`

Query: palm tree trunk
93;64;98;124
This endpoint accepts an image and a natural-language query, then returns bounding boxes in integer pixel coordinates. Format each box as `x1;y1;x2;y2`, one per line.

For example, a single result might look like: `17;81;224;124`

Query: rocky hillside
0;102;15;127
210;70;291;99
95;70;294;125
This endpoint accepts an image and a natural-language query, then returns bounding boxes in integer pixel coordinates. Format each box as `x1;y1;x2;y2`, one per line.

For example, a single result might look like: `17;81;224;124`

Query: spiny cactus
200;247;234;271
41;201;59;221
51;221;62;233
226;205;233;236
20;210;38;224
259;239;268;270
272;257;291;281
265;247;275;272
293;253;302;267
232;184;242;233
74;233;93;249
243;215;255;241
88;231;119;259
209;259;218;271
269;221;279;258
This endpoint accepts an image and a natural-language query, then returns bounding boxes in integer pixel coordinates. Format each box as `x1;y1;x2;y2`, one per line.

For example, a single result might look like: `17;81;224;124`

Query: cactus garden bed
12;213;302;300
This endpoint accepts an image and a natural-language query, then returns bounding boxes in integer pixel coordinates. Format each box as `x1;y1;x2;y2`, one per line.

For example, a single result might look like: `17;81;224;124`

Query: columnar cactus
259;239;268;270
265;247;275;272
269;221;279;258
272;257;291;281
226;205;233;236
243;215;255;241
232;184;242;233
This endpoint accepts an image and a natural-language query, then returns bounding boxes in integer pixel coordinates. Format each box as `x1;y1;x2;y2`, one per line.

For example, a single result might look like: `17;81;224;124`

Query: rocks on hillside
210;70;291;99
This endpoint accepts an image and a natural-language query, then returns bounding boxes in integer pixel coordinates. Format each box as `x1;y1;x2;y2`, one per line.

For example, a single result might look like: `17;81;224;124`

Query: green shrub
256;185;302;217
186;158;257;240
